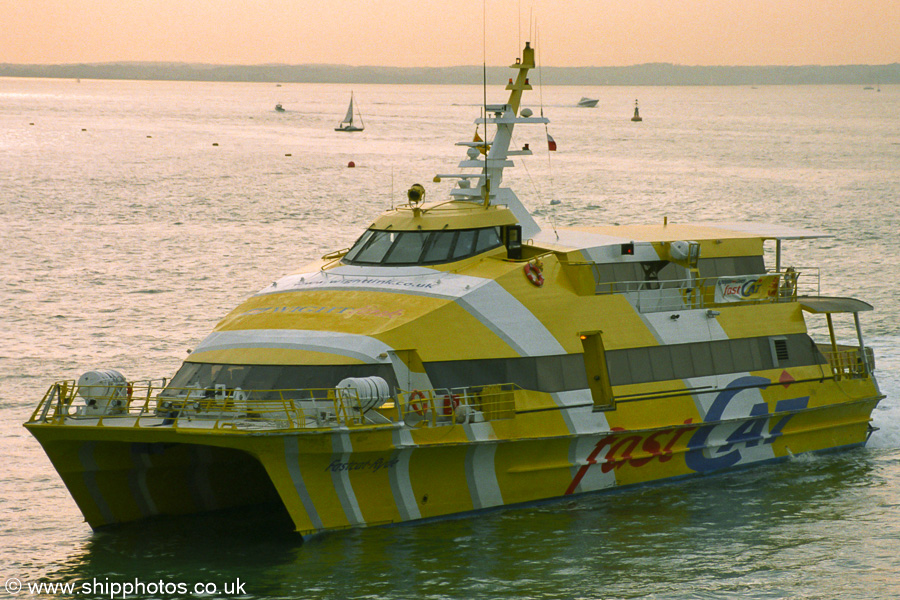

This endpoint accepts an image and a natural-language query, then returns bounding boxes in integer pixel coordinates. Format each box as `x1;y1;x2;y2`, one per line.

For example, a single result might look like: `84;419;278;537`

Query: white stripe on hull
330;431;365;525
465;443;504;509
283;436;324;531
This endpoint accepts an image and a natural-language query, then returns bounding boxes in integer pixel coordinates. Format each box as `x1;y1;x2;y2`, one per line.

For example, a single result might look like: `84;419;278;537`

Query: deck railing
820;345;875;380
595;268;820;313
28;380;520;431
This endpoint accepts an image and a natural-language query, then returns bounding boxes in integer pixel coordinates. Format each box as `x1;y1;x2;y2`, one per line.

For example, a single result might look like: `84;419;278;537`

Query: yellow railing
28;381;520;431
822;346;874;380
592;268;820;313
395;384;517;426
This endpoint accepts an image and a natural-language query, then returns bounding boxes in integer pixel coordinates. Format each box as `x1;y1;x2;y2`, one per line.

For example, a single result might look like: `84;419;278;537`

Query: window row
343;227;503;266
161;333;823;400
592;256;767;292
605;333;824;387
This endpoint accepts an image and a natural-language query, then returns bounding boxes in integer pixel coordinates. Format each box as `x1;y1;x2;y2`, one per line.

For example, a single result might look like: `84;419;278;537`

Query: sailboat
335;92;365;132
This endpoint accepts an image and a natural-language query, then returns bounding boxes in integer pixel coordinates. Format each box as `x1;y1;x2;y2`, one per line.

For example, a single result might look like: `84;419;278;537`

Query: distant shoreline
1;63;898;86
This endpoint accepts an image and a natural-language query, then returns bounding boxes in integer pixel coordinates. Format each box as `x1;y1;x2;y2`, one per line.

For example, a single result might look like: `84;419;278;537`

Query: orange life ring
524;261;544;287
440;393;461;416
408;390;429;416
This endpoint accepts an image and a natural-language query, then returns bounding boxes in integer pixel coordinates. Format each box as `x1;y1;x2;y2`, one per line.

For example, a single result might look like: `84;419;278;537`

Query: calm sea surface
2;77;899;599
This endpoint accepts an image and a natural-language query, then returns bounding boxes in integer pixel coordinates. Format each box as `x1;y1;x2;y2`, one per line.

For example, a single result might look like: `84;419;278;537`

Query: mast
355;93;364;128
437;42;547;240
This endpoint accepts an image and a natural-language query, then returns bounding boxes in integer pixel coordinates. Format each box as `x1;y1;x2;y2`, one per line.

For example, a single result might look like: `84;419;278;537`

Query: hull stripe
465;443;503;509
330;432;365;525
283;436;324;531
128;446;157;517
389;447;421;521
78;442;116;525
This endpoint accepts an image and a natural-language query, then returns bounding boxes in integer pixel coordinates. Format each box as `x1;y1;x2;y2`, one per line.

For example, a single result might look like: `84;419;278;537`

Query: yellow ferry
25;42;883;537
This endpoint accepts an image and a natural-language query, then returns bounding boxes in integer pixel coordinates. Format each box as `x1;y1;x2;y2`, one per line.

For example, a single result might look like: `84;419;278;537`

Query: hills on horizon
1;62;898;86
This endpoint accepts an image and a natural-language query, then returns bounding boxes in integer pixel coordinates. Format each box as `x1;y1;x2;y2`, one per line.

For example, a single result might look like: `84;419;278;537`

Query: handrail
821;346;875;380
592;268;821;313
27;381;521;432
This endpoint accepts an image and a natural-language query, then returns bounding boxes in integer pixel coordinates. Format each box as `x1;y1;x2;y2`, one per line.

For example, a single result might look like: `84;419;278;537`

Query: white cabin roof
532;221;829;252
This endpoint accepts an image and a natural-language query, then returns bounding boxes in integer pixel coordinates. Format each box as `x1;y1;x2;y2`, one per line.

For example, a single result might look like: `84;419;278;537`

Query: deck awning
798;296;874;314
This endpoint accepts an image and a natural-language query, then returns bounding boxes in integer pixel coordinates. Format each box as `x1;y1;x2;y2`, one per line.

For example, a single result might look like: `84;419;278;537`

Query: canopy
798;296;874;314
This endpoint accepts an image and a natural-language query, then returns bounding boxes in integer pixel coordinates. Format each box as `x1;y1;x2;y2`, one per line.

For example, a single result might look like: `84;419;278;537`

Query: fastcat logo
565;422;696;495
715;275;780;302
685;376;808;472
567;376;809;492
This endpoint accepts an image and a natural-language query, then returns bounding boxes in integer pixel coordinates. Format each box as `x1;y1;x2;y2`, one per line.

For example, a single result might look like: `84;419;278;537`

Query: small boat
335;92;365;132
577;97;599;108
25;40;883;539
631;99;642;122
275;103;285;112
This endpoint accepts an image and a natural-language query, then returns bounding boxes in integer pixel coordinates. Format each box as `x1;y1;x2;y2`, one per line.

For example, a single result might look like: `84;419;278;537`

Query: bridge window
343;227;502;266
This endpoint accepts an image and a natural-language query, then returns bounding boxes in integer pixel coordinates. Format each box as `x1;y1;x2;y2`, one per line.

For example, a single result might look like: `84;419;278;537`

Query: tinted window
475;227;502;253
162;363;398;400
342;229;373;262
348;230;395;263
343;227;503;266
451;230;477;259
422;231;456;262
384;231;430;264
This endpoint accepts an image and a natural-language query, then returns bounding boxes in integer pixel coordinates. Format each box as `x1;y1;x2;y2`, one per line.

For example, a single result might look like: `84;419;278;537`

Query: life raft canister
524;259;544;287
440;394;461;416
407;390;429;416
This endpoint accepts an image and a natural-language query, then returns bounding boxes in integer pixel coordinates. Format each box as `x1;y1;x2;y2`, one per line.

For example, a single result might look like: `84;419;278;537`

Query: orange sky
2;0;897;66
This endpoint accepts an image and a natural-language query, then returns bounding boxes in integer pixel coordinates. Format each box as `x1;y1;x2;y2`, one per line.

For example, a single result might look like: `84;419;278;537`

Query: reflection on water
42;504;302;596
23;449;898;600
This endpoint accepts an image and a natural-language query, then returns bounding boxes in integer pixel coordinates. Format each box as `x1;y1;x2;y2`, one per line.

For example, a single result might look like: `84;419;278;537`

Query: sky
1;0;897;67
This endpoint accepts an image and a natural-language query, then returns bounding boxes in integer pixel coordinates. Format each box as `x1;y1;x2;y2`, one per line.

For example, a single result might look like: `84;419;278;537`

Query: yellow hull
26;378;880;536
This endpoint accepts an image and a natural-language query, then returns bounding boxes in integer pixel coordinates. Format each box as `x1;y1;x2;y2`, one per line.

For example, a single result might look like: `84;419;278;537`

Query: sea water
1;77;899;599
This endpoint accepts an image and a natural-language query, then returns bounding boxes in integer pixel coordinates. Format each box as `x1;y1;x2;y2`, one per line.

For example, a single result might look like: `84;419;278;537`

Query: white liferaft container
336;376;390;412
76;369;128;415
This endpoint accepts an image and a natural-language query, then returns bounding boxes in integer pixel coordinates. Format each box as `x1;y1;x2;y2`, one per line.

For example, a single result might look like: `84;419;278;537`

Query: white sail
336;93;364;131
343;95;355;125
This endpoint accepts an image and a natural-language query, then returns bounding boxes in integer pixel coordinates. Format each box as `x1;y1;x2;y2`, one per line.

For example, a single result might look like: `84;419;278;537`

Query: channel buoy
348;161;356;168
631;100;642;122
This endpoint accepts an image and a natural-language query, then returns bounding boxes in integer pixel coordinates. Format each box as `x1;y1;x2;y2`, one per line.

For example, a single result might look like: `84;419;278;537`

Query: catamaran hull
25;394;879;536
